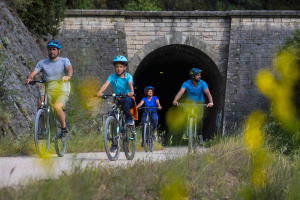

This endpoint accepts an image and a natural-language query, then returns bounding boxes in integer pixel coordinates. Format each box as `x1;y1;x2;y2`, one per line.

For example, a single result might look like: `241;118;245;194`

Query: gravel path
0;147;206;187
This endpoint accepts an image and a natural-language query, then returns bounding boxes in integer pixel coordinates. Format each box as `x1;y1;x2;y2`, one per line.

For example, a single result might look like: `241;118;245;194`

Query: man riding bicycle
172;68;213;143
173;68;213;107
25;40;73;143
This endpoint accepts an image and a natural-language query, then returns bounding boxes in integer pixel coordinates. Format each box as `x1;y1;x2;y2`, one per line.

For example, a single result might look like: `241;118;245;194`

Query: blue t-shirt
34;57;71;94
142;96;158;112
181;79;208;102
107;72;133;95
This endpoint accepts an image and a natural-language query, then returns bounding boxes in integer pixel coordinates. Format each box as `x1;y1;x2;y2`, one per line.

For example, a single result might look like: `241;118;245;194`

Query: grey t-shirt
34;57;71;94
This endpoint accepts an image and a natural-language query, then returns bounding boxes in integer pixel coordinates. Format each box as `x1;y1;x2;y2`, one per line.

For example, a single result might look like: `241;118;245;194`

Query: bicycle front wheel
54;111;67;157
143;123;149;152
34;109;50;158
150;125;154;152
124;124;136;160
188;118;194;153
104;116;120;161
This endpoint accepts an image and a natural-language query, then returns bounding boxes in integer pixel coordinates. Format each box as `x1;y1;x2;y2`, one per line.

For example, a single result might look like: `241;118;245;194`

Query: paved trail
0;147;206;187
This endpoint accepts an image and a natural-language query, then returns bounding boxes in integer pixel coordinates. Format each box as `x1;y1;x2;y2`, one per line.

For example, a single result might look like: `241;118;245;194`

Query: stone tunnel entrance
133;44;224;142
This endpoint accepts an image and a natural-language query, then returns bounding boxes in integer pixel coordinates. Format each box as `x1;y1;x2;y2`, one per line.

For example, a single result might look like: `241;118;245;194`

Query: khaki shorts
47;92;69;107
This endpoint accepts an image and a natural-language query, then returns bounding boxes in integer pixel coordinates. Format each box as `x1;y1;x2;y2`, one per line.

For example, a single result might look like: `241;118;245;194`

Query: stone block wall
58;12;128;115
225;11;300;130
124;16;231;61
61;10;300;133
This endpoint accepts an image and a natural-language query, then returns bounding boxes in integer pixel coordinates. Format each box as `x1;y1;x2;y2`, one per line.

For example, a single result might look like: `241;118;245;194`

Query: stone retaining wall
61;10;300;133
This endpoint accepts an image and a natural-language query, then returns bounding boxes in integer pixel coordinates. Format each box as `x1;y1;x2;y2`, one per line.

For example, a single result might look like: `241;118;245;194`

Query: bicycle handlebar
178;103;208;107
26;80;69;86
138;107;159;110
93;93;136;99
26;80;45;85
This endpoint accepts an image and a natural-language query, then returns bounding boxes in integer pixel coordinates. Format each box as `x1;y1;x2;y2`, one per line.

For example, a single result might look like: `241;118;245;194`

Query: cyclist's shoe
126;118;134;126
61;128;68;143
141;142;144;147
110;144;118;153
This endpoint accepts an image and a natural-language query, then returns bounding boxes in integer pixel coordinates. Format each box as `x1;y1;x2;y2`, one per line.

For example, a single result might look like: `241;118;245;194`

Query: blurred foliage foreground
1;135;300;200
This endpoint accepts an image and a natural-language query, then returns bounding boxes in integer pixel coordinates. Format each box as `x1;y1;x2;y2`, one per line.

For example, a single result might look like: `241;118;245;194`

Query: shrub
13;0;67;37
124;0;163;11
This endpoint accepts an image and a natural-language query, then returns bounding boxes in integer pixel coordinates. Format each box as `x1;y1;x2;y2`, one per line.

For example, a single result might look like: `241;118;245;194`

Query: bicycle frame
178;103;207;153
138;107;158;151
104;93;136;141
31;81;63;141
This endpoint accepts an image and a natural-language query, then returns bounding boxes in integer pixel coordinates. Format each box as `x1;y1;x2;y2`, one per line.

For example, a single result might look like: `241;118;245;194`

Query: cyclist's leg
37;95;44;111
118;97;134;125
150;113;158;130
53;93;69;142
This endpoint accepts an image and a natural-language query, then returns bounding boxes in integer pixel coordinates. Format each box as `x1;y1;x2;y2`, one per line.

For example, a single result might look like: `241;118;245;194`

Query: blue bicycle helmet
47;40;61;49
144;86;155;95
113;55;128;66
189;68;202;77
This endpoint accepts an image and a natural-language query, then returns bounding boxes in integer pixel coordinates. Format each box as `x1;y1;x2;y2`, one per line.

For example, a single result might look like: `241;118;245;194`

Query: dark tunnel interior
133;44;224;143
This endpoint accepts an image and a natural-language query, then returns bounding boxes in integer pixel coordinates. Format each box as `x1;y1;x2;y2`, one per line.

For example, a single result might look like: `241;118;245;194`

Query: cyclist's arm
173;88;185;105
66;65;73;78
97;81;110;97
127;81;134;97
25;70;39;84
155;99;162;109
137;100;144;108
204;88;214;107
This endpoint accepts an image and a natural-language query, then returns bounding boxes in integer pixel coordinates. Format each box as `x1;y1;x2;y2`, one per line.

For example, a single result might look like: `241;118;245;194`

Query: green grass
1;135;300;199
0;126;163;157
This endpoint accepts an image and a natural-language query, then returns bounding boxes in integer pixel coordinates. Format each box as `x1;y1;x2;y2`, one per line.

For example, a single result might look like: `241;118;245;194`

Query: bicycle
28;80;68;158
178;103;207;153
97;93;137;161
138;107;159;152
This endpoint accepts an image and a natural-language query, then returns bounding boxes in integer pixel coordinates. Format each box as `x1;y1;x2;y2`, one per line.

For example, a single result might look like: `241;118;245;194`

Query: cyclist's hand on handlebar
96;92;102;97
207;102;214;107
25;78;32;85
158;106;162;110
62;76;70;82
172;101;178;106
127;92;134;97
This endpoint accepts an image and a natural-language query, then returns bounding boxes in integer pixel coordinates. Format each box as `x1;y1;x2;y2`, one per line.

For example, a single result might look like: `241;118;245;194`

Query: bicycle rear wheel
124;124;136;160
104;116;120;161
54;111;67;157
34;109;50;158
188;118;194;153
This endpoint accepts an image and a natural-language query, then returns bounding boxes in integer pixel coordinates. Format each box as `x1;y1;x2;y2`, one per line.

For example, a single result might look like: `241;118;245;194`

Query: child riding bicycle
137;86;162;147
96;55;138;151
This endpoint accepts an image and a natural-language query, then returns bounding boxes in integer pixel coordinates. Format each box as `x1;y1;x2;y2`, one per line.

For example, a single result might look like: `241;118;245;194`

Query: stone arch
128;32;226;76
129;32;227;140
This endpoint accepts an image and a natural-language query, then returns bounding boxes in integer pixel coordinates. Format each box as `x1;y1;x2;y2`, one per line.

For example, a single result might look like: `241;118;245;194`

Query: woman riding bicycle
137;86;162;147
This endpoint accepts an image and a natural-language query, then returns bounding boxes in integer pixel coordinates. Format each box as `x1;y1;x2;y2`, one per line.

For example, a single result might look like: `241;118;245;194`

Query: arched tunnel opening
133;44;224;144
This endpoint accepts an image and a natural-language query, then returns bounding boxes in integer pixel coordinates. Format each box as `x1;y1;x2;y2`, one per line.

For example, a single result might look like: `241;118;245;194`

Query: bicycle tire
150;125;154;152
55;111;67;157
144;123;148;152
193;129;198;154
188;118;194;153
34;109;50;158
104;116;120;161
124;124;136;160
